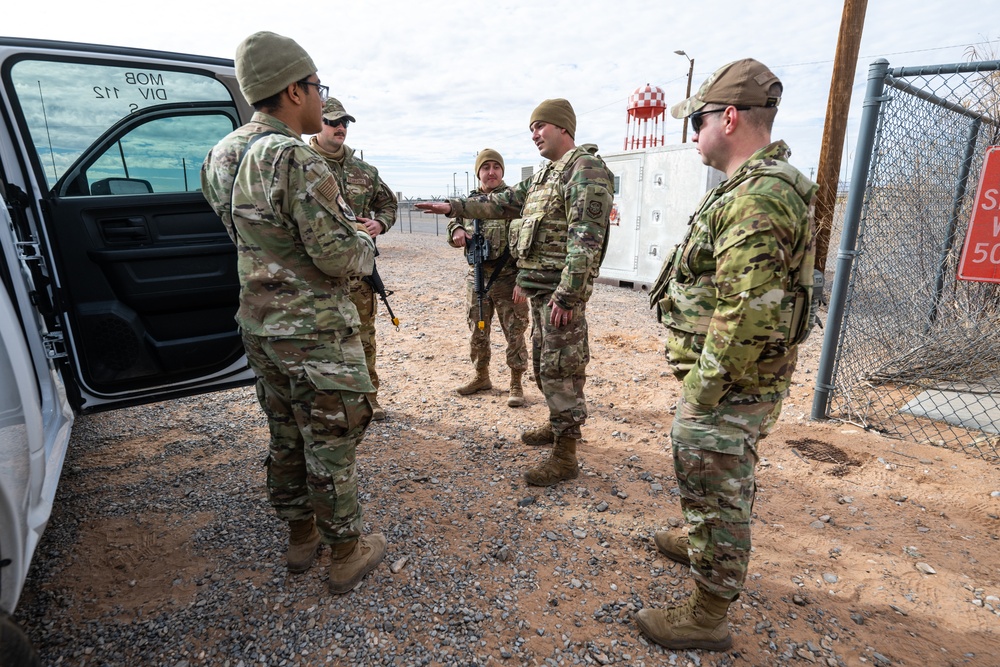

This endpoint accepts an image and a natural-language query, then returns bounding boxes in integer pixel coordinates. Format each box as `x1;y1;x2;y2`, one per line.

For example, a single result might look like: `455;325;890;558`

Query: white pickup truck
0;36;255;660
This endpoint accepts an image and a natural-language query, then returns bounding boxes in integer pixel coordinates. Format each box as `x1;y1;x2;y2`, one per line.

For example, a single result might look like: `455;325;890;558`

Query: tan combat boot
653;526;691;566
635;586;733;651
286;518;322;573
523;435;579;486
369;394;386;421
456;365;492;395
520;424;554;447
507;369;525;407
328;533;387;594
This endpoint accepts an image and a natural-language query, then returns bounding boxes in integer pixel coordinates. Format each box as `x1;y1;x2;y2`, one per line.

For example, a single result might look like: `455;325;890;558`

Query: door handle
100;217;151;243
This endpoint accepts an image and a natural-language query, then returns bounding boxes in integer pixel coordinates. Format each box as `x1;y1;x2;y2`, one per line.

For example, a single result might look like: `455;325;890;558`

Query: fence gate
812;58;1000;462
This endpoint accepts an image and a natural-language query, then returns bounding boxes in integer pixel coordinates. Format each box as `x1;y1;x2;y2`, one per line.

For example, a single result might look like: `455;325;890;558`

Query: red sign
958;145;1000;283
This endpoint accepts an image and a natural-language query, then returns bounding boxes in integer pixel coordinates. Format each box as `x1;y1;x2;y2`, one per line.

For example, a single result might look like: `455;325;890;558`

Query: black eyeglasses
297;80;329;102
689;106;750;133
323;118;350;129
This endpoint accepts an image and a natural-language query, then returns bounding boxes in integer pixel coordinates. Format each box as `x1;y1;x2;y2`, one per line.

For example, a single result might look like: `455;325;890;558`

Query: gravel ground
13;229;1000;667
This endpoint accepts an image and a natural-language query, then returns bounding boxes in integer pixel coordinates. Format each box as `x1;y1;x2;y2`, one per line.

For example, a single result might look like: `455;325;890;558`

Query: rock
595;501;609;512
823;573;838;584
916;562;936;574
591;650;611;665
390;555;409;574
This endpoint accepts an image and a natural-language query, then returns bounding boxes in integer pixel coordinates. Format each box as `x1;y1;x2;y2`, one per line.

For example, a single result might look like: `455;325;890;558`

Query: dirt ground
19;224;1000;666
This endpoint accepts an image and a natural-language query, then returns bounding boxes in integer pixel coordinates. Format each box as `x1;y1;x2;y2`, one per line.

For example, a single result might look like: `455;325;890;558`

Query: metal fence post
811;59;890;421
927;117;981;329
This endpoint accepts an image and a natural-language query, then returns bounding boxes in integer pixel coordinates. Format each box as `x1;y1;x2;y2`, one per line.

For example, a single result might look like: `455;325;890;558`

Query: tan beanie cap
474;148;504;176
529;98;576;139
236;31;318;105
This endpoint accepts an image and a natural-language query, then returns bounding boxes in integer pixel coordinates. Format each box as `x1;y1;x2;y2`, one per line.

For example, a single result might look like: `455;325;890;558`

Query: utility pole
674;50;695;143
814;0;868;273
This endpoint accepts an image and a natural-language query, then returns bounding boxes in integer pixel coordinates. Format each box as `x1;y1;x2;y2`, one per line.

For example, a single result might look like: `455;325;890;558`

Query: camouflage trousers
465;267;529;372
349;278;379;392
670;396;781;600
242;332;373;544
529;290;590;439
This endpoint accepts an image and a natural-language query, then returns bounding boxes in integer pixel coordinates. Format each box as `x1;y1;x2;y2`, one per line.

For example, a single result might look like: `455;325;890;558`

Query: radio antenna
37;81;58;181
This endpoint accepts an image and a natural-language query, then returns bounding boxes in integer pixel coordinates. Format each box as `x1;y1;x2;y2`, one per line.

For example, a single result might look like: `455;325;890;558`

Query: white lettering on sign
982;188;998;211
959;146;1000;282
971;242;1000;264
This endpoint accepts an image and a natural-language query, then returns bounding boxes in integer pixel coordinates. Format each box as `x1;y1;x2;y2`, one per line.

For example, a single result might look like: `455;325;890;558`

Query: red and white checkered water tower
624;83;666;151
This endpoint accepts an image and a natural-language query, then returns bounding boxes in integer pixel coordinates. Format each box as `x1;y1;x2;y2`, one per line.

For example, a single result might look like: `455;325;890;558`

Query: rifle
362;244;400;330
467;218;491;331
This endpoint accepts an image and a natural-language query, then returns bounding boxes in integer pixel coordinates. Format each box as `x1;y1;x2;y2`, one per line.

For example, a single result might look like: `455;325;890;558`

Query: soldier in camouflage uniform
310;98;398;421
417;99;614;487
637;59;818;650
447;148;529;407
200;31;386;595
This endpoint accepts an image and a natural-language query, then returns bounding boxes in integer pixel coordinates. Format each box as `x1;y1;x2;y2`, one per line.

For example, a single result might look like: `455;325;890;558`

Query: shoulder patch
313;173;357;221
587;200;604;219
337;194;358;221
316;173;339;202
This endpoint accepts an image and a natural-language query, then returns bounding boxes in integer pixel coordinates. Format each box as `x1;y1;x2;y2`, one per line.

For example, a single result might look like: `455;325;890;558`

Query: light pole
453;172;457;197
465;171;470;196
674;50;695;143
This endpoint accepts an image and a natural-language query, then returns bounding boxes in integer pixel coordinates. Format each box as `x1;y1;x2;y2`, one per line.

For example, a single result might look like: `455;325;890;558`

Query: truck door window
80;113;234;195
6;59;233;192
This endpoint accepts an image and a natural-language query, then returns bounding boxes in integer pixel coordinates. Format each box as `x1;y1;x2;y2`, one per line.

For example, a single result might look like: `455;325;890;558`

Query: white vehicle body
0;36;254;618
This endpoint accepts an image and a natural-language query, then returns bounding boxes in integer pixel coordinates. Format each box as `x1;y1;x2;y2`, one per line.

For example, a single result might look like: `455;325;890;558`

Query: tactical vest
650;160;817;346
509;159;567;271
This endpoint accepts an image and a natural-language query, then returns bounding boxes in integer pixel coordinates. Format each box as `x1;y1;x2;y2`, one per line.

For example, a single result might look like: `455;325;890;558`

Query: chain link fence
813;58;1000;462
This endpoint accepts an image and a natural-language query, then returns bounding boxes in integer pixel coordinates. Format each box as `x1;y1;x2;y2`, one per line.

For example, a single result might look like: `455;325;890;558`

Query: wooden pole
814;0;868;273
682;57;694;143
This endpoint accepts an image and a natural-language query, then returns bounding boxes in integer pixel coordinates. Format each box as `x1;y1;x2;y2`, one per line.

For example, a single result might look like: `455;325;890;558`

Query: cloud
4;0;998;196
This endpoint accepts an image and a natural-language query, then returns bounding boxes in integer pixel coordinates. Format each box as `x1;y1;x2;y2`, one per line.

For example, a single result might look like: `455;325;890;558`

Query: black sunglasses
690;106;750;133
323;118;350;129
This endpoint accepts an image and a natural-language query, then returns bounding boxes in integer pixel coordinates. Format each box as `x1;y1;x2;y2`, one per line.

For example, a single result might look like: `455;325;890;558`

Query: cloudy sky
5;0;998;199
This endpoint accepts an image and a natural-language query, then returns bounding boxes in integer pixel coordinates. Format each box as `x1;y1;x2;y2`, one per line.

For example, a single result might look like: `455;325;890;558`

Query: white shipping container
598;145;724;291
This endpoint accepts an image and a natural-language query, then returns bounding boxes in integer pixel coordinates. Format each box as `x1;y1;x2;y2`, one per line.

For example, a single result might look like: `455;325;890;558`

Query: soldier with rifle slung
419;101;615;488
310;97;398;420
446;149;529;407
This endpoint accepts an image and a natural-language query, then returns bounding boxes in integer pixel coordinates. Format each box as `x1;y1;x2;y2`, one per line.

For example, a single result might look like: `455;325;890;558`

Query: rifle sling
482;247;511;295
